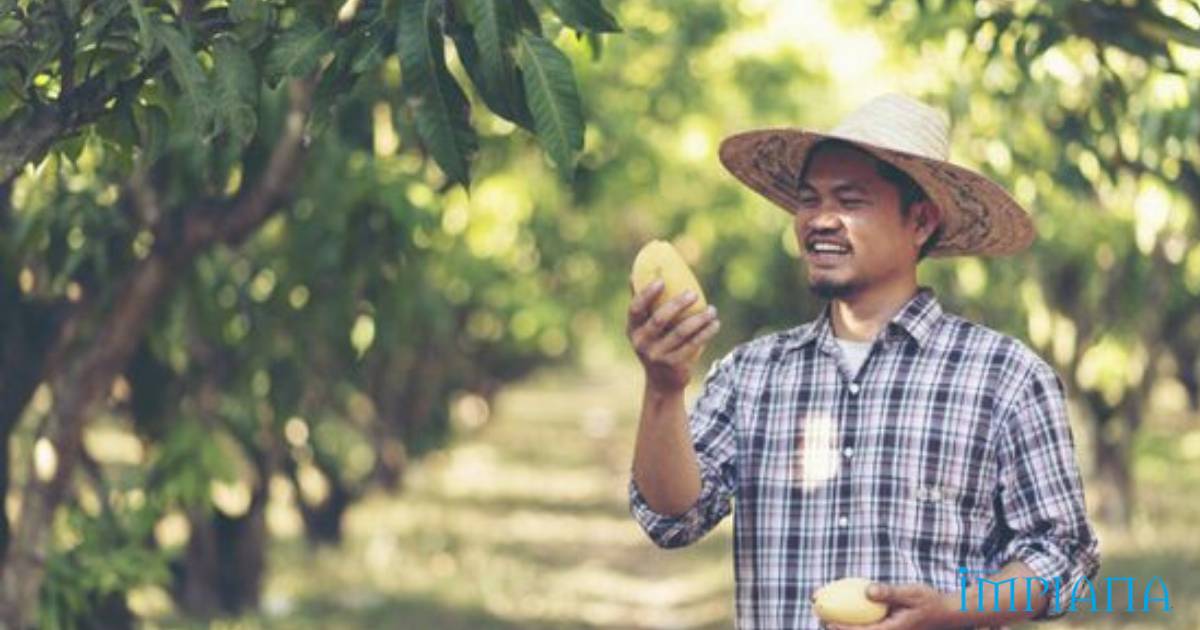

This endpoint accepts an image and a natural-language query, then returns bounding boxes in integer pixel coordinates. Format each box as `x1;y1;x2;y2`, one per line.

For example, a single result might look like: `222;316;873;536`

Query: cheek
845;219;901;268
851;215;903;246
840;216;875;249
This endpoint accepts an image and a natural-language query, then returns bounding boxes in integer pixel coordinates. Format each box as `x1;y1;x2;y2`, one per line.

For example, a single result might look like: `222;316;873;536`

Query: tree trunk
296;475;353;545
172;373;274;618
282;441;360;545
1093;427;1134;528
1173;344;1199;412
77;591;135;630
0;76;316;629
0;254;177;628
171;500;268;618
0;275;68;557
365;349;416;492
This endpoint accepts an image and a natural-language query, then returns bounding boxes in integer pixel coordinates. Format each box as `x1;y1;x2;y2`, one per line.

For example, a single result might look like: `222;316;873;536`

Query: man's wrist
934;591;968;628
934;587;1042;628
644;382;685;403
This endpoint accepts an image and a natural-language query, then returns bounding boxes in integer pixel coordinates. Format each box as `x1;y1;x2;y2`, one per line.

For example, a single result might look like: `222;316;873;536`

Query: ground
145;359;1198;629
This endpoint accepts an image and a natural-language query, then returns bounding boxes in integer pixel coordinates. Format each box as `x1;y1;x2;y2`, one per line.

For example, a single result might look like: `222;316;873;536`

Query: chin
809;277;861;300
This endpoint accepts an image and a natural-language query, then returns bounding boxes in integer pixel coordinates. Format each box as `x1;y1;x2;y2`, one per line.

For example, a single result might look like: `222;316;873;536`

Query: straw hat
717;93;1035;257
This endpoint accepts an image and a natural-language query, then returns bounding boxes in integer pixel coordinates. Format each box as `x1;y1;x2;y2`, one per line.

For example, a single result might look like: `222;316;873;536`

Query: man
625;94;1100;629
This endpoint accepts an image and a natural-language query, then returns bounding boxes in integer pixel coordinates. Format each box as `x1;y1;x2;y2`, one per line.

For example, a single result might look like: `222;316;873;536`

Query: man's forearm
631;384;703;516
936;560;1051;627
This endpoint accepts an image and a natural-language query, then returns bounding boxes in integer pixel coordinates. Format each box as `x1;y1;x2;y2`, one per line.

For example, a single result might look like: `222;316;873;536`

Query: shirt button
848;383;860;395
843;447;854;458
837;515;849;527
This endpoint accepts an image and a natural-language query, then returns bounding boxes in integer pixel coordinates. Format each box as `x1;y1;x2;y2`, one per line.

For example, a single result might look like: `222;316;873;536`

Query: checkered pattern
628;286;1100;629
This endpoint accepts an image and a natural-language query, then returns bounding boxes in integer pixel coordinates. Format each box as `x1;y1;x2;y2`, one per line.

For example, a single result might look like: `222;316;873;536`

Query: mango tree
0;0;618;625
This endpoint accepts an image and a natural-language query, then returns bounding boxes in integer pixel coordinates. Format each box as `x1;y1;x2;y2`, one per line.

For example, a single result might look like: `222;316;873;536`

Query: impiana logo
956;567;1172;614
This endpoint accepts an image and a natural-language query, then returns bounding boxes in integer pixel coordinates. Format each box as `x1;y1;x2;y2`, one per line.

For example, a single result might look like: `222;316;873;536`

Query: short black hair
798;138;943;261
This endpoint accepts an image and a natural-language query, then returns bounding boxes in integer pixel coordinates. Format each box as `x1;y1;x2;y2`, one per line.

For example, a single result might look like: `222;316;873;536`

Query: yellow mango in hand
812;577;888;625
631;240;708;320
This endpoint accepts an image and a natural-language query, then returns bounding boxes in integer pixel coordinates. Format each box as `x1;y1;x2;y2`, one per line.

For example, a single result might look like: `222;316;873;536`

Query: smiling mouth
806;241;852;263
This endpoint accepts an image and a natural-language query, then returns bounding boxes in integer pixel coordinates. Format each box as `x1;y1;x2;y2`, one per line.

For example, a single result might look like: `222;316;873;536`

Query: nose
796;203;843;234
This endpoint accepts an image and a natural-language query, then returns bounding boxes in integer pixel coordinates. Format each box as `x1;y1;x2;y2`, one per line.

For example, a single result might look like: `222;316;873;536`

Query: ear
911;200;942;248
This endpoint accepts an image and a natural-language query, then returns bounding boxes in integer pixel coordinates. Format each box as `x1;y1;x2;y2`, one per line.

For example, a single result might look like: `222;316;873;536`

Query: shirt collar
784;285;943;352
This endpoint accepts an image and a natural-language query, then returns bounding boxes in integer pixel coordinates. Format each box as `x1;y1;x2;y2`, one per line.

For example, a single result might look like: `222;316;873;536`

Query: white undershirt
835;337;873;375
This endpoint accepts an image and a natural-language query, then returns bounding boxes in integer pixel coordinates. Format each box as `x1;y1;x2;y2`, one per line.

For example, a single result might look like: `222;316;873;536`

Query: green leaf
446;2;534;130
544;0;620;33
78;0;127;53
150;23;214;138
514;0;541;34
229;0;268;23
585;31;602;60
264;15;334;86
134;104;168;163
97;101;138;148
229;0;271;48
516;33;583;176
398;0;477;188
125;0;158;60
212;34;258;148
465;0;518;99
348;18;391;75
57;131;87;166
309;54;353;139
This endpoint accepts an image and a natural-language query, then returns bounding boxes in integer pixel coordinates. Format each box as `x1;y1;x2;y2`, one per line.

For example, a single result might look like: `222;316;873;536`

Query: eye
839;198;866;208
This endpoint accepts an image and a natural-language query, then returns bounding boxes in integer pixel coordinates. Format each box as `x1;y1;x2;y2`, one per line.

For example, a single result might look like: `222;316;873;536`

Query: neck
829;277;920;342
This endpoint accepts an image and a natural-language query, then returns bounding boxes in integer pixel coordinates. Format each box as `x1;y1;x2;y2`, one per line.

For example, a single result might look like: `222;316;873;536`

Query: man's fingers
823;610;902;630
645;290;699;334
852;614;906;630
660;318;720;363
651;306;717;355
632;289;696;345
627;279;664;325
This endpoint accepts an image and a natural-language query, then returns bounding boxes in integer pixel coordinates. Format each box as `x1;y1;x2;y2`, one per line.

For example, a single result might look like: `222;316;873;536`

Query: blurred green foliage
2;0;1199;626
1;0;623;625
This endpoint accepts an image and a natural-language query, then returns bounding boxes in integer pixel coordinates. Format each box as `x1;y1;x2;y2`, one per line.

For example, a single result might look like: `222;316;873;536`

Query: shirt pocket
896;469;990;551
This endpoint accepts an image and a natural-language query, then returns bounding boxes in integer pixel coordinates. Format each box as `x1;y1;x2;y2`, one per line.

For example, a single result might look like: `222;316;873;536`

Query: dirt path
152;358;1196;629
251;359;737;629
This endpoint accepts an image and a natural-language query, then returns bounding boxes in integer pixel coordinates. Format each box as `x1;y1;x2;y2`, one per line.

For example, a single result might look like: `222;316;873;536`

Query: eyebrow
798;181;871;195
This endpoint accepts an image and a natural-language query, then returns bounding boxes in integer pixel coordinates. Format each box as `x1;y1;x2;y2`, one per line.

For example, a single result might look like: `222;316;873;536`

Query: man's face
792;145;924;300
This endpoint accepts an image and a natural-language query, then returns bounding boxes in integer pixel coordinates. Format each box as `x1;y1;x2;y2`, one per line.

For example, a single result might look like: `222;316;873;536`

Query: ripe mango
812;577;887;625
631;240;708;320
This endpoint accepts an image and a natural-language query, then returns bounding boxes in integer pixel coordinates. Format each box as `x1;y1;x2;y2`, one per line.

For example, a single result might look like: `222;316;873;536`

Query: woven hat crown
829;93;951;162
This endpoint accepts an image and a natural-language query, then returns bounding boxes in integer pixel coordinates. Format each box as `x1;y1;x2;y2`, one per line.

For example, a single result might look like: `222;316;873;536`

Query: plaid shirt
628;286;1101;629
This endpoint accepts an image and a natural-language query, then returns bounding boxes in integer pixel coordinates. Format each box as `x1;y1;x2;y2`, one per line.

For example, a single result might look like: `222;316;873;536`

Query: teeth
811;243;848;253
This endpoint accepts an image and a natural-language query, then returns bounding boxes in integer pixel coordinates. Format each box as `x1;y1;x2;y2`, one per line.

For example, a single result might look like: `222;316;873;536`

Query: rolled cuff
1004;536;1101;620
628;464;731;549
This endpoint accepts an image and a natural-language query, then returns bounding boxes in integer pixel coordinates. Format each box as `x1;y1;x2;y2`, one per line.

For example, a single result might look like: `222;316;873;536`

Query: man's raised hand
627;278;720;394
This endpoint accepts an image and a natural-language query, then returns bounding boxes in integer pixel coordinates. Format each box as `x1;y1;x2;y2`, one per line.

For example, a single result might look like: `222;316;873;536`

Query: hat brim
717;128;1036;257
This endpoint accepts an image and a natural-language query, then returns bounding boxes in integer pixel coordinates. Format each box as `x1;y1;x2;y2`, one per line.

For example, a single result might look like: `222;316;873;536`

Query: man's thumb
868;583;919;604
867;583;889;602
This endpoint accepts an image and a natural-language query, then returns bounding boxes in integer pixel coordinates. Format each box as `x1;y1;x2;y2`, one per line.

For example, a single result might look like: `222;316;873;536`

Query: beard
809;277;861;300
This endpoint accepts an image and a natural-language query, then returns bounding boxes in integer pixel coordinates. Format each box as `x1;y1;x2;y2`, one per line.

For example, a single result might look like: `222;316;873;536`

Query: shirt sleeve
628;348;740;549
990;360;1101;620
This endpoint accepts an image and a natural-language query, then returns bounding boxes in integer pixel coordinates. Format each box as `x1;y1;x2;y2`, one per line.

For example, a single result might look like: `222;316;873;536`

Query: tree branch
0;73;322;628
182;76;319;253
